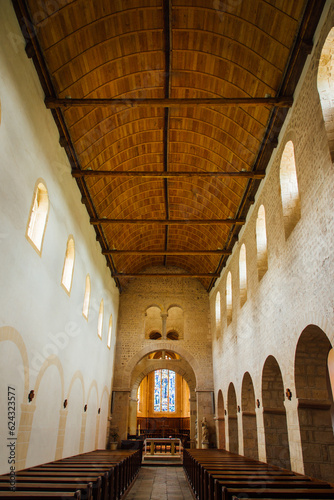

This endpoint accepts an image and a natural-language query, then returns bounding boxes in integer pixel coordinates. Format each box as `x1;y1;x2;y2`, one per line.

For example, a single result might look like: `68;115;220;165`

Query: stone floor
124;466;194;500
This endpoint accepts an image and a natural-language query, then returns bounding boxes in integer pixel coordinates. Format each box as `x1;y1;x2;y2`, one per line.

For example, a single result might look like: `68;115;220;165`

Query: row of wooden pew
183;448;334;500
0;449;141;499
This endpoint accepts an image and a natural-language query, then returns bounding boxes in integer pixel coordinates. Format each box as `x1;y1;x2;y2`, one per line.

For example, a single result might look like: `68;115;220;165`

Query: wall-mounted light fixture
237;405;240;413
286;388;292;400
84;404;87;412
28;390;34;402
256;399;260;408
63;399;68;409
98;408;101;414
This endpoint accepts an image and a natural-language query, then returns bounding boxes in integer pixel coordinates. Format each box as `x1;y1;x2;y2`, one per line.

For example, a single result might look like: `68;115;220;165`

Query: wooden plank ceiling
13;0;324;291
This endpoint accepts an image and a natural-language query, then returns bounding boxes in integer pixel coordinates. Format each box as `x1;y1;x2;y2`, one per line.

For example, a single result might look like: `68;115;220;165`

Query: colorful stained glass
153;369;176;412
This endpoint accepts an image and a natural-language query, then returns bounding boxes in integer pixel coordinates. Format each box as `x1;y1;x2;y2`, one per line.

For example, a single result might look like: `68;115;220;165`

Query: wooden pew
0;492;81;499
0;482;92;500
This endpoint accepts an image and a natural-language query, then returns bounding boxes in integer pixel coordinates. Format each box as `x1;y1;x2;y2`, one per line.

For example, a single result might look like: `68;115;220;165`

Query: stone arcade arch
295;325;334;483
227;383;239;454
241;372;258;460
262;356;291;470
216;389;225;449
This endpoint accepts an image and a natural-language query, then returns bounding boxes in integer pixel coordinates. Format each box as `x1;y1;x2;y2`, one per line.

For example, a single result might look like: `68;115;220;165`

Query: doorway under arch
241;372;258;460
262;355;291;470
227;383;239;454
295;325;334;482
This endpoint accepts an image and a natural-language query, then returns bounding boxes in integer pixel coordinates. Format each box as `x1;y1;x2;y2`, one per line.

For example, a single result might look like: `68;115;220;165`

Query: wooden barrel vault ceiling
13;0;325;291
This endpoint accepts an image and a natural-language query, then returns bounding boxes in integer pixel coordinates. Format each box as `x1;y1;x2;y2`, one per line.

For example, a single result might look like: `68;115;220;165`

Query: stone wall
210;0;334;481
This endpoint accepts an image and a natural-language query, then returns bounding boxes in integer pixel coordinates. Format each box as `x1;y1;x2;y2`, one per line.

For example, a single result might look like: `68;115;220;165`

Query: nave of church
0;0;334;498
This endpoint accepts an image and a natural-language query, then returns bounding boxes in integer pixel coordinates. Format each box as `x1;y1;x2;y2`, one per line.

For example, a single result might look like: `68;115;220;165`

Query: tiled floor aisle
125;466;194;500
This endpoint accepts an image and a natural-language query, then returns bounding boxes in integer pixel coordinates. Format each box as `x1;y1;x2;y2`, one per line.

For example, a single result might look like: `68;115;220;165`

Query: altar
144;437;182;455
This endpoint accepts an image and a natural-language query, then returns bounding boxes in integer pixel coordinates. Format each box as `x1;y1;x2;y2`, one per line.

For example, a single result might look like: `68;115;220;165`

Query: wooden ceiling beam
45;96;293;109
102;250;231;255
113;273;220;278
91;218;245;225
72;170;265;179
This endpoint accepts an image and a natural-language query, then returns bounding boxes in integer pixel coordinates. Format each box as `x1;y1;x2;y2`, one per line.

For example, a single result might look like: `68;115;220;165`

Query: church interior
0;0;334;495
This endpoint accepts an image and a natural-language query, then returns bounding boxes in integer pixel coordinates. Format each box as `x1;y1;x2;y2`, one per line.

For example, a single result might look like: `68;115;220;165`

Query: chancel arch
295;325;334;483
262;355;291;470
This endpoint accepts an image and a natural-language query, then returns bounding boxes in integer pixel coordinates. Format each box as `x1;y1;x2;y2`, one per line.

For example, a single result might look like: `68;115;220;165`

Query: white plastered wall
0;0;119;473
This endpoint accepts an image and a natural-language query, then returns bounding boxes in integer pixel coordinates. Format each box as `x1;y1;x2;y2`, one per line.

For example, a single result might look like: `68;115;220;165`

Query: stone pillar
16;403;36;471
161;312;168;340
55;409;68;461
285;398;304;474
196;389;215;449
110;389;130;441
189;394;197;449
214;416;225;449
256;404;266;463
128;397;138;436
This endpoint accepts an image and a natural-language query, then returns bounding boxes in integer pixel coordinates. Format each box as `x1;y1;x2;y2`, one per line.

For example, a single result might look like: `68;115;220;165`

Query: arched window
26;181;49;255
82;274;91;320
256;205;268;280
154;369;175;412
279;141;301;239
215;291;221;325
61;236;75;295
226;272;232;325
107;314;113;348
167;331;179;340
149;331;162;340
97;299;104;339
239;244;247;307
317;28;334;160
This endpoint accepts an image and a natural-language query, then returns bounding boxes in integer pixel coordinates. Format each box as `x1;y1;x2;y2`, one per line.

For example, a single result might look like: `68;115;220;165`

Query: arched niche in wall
83;382;98;453
227;382;238;454
256;205;268;280
216;389;225;449
317;27;334;160
262;355;291;470
241;372;258;460
0;334;26;474
144;305;162;339
26;363;63;468
279;141;301;240
295;325;334;483
63;373;84;459
98;387;110;449
166;305;184;340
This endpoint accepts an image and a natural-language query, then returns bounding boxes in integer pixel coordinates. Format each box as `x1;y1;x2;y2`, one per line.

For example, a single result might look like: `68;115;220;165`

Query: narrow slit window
82;274;91;320
107;314;113;348
26;181;49;255
226;272;232;325
256;205;268;280
61;236;75;295
280;141;301;239
97;299;104;339
239;244;247;307
317;28;334;160
215;291;221;325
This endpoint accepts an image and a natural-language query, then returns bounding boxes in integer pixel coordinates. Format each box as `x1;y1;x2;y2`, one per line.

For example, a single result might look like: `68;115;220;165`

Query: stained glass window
154;369;176;412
